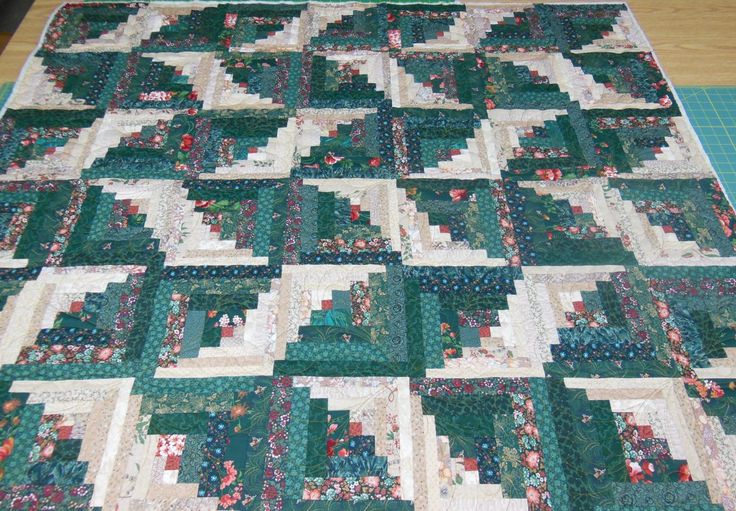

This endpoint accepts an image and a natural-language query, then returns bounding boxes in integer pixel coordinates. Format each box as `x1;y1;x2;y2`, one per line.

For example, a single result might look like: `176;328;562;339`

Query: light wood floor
0;0;734;85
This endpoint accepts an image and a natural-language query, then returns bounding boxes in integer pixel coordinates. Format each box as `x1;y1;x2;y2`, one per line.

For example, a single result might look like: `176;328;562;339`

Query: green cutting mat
677;86;736;203
0;82;13;109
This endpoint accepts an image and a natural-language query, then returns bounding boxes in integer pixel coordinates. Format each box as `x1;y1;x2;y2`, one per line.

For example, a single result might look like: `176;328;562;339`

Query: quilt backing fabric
0;2;735;510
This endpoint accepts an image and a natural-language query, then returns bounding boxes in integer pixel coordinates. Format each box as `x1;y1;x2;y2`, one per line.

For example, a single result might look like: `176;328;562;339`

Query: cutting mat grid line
677;87;736;202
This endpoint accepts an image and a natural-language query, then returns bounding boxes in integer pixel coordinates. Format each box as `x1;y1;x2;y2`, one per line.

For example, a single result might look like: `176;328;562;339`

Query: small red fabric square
221;326;234;337
329;130;338;138
479;326;491;338
571;205;584;214
350;205;361;222
321;300;333;310
450;149;461;156
653;146;663;154
210;224;222;233
573;301;585;313
128;205;139;215
165;456;181;470
70;301;84;313
436;32;444;37
349;422;362;436
464;458;478;471
439;225;450;234
57;425;73;440
662;225;674;233
638;425;654;439
248;147;258;154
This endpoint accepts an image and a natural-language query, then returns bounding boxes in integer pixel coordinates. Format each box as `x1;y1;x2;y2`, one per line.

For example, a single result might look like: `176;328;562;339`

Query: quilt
0;1;735;510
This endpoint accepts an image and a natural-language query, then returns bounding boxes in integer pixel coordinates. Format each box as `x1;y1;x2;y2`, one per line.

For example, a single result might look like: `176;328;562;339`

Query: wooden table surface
0;0;734;85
